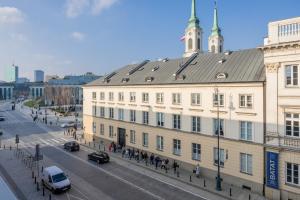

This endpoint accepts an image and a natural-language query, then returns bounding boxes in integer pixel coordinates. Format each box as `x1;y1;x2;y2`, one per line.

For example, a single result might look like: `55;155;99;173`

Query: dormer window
122;78;129;83
216;72;228;79
145;77;154;82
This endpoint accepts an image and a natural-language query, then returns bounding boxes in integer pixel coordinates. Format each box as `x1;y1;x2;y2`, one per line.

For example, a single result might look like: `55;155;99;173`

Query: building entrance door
118;128;126;148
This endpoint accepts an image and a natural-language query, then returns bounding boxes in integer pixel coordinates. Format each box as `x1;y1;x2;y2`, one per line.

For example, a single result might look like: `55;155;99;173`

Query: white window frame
173;139;181;155
118;108;124;121
118;92;124;102
285;65;299;87
156;112;165;127
142;111;149;124
130;92;136;102
92;122;96;133
92;92;96;100
172;93;181;105
100;107;105;117
286;162;299;186
213;148;225;167
100;92;105;100
173;114;181;130
142;132;148;147
240;121;253;141
285;113;300;137
109;107;114;119
156;136;164;151
92;105;97;116
109;125;114;138
100;124;104;135
192;116;201;133
142;93;149;103
130;110;136;122
240;153;253;175
130;130;136;144
213;93;225;107
156;93;164;104
109;92;114;101
239;94;253;108
192;143;201;161
191;93;201;106
213;118;224;136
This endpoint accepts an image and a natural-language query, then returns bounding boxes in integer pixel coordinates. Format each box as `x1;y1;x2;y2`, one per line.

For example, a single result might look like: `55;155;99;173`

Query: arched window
211;45;216;53
197;39;200;50
188;38;193;50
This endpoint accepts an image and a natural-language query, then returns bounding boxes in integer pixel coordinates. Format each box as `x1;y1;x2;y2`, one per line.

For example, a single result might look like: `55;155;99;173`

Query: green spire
188;0;200;29
211;1;221;36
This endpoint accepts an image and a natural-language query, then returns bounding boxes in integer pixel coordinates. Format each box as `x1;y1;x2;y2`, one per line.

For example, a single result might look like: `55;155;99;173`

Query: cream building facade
262;17;300;200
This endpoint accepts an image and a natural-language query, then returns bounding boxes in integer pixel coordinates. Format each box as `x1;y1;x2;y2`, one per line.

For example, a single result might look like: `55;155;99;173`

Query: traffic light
15;134;19;144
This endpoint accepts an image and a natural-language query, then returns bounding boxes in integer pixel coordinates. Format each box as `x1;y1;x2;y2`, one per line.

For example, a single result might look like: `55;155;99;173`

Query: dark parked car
88;151;110;163
0;116;5;121
64;141;80;151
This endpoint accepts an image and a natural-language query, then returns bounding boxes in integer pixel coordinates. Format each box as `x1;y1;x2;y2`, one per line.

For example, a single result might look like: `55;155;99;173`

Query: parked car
64;141;80;151
0;116;5;121
88;151;110;164
60;121;75;128
41;166;71;193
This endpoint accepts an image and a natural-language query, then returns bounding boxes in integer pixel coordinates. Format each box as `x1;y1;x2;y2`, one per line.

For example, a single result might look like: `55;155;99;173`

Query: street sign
15;135;19;144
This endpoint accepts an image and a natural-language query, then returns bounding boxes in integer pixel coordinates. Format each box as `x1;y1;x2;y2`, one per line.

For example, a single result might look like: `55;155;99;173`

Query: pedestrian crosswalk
17;136;75;149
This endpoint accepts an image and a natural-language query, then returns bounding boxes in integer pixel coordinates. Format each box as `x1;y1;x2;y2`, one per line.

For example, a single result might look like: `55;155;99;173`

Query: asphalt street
0;102;219;200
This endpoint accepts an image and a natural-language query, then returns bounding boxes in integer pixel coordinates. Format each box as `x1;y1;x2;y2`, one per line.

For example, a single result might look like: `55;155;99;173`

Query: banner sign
266;152;279;189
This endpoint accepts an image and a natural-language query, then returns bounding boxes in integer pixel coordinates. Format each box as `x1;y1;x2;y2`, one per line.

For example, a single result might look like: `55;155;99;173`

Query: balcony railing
266;132;300;150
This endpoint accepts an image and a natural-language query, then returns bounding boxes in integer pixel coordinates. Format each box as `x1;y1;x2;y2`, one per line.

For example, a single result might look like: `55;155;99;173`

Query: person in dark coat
150;153;154;165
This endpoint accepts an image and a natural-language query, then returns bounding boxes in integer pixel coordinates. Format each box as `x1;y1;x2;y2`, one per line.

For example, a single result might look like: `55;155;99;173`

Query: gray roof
86;48;265;87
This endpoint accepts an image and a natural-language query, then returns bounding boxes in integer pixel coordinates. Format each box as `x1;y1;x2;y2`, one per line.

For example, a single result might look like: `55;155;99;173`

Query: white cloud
65;0;118;18
10;33;28;42
91;0;118;15
71;31;85;41
0;7;24;24
65;0;89;18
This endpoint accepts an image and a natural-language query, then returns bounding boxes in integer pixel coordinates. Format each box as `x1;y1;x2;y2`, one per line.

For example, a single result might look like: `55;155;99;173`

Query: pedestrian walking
122;148;126;158
173;161;179;174
155;156;160;169
161;159;166;170
150;153;154;165
195;163;200;178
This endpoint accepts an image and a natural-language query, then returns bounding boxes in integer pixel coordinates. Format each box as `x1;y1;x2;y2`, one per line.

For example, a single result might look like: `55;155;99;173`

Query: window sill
285;182;300;189
240;171;253;176
142;145;148;148
156;148;164;152
213;163;224;168
192;158;201;161
173;153;181;156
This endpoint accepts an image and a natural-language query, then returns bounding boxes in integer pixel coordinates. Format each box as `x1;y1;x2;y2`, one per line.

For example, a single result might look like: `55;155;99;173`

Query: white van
41;166;71;193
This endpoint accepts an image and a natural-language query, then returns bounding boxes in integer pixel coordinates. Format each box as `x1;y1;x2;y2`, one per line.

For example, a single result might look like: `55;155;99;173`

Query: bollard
34;177;36;184
42;187;45;196
190;175;192;182
49;194;51;200
204;179;206;187
32;171;34;178
230;188;232;196
85;140;86;145
37;182;40;191
177;171;180;178
99;145;100;150
94;143;95;148
249;194;251;200
41;166;44;173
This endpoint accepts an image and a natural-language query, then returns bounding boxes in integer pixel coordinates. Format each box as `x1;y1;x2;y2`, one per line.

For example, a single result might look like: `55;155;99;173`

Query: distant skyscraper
5;64;19;82
34;70;44;82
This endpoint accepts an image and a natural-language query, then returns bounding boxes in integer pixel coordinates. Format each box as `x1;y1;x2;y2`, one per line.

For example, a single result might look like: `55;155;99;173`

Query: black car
0;117;5;121
88;151;110;163
63;141;80;151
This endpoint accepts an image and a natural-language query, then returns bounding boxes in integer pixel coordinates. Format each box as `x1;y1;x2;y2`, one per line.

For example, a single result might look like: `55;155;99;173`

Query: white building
34;70;44;82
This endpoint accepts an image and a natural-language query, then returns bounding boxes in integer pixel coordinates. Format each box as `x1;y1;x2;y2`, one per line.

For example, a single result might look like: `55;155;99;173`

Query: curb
80;143;233;200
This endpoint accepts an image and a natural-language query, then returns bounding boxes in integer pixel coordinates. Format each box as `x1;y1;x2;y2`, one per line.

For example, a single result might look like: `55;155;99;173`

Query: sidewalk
81;141;267;200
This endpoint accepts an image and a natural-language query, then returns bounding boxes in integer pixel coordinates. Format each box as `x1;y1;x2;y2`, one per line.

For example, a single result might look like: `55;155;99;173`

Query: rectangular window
92;92;96;100
213;93;224;107
109;126;114;138
240;95;253;108
92;105;97;116
240;121;253;141
109;107;114;119
192;143;201;161
100;92;105;100
192;116;201;133
130;92;136;102
240;153;253;174
172;93;181;105
156;93;164;104
142;133;148;147
109;92;114;101
130;110;136;122
286;162;299;185
100;124;104;135
156;112;165;127
142;93;149;103
213;119;224;136
156;136;164;151
191;93;201;106
286;113;299;137
173;114;181;129
118;92;124;101
173;139;181;155
142;111;149;124
92;122;96;133
118;108;124;121
286;65;298;86
214;148;225;167
130;130;136;144
100;107;105;117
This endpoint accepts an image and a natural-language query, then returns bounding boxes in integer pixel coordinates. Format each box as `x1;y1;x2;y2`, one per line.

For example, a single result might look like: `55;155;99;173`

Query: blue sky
0;0;299;81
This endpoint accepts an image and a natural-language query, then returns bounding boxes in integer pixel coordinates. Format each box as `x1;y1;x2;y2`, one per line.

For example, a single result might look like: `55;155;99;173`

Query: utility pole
215;87;222;191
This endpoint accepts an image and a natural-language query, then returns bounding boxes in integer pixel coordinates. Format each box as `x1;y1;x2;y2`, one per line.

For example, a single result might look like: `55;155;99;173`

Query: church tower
208;1;224;54
183;0;203;58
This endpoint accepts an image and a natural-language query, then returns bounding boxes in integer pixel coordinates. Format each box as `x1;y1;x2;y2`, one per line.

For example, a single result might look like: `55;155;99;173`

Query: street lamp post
215;87;222;191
